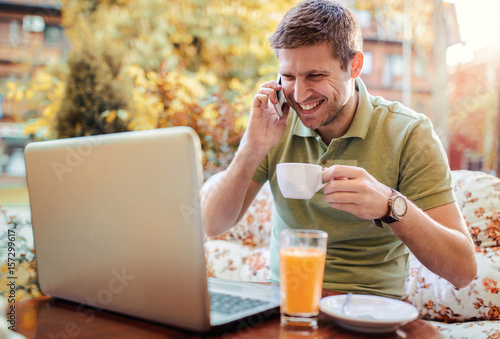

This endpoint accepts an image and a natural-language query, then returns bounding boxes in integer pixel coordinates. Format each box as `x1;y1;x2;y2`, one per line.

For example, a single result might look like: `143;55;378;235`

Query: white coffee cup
276;163;327;199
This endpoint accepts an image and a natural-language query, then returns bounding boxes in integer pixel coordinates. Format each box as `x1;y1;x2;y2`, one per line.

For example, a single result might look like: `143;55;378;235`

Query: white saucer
319;294;419;333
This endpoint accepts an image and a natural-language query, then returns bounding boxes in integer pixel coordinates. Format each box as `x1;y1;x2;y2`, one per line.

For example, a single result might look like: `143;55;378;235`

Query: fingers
252;94;285;119
323;187;376;220
257;83;281;105
323;179;357;196
260;80;282;92
259;80;282;100
324;191;358;203
252;80;286;119
253;93;271;110
322;165;365;182
326;201;359;215
321;165;393;220
322;166;377;196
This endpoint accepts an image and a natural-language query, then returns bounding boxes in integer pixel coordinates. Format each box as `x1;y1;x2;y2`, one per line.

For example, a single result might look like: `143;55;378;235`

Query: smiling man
201;0;476;299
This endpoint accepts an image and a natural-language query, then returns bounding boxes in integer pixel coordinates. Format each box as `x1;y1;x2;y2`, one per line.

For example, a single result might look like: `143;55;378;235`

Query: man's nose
294;79;311;103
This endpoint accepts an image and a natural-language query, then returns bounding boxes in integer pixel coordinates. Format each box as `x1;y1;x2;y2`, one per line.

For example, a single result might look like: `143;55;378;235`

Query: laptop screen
25;127;213;331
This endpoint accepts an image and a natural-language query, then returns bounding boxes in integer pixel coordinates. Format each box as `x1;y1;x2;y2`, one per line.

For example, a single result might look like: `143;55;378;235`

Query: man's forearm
201;145;266;237
389;200;477;288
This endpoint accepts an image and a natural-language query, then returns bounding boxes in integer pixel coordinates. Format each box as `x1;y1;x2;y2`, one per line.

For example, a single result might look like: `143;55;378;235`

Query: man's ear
350;51;364;79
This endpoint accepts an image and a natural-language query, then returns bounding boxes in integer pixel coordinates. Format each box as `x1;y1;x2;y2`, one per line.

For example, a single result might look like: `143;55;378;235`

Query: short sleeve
252;153;269;184
398;118;456;210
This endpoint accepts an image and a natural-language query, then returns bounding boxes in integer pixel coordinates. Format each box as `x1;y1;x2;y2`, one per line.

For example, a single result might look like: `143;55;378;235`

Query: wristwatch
373;188;407;228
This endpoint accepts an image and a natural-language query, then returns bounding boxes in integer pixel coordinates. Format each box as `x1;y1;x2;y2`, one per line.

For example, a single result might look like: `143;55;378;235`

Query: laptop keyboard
210;292;270;314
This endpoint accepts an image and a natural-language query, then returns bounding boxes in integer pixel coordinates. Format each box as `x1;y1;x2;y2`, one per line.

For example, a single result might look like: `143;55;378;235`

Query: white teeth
299;101;321;111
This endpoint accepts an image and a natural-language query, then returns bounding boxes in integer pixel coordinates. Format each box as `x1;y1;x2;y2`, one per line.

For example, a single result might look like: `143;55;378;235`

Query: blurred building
360;38;435;118
0;0;67;120
353;3;500;175
355;3;460;122
447;44;500;174
0;0;68;176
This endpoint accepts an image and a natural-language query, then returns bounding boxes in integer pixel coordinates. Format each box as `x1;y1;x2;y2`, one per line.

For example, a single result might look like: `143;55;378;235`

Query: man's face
278;43;355;131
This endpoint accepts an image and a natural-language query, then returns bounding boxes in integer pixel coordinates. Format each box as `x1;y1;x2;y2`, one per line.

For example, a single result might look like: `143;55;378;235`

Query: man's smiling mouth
299;100;324;111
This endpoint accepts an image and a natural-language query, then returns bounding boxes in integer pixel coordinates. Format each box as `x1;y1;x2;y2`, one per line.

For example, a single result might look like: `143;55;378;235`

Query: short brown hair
269;0;363;71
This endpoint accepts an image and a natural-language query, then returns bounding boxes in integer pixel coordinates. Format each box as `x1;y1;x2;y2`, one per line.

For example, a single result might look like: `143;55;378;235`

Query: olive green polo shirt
252;78;455;299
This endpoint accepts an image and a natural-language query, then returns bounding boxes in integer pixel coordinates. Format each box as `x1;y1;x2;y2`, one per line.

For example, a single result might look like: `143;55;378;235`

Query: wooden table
11;291;441;339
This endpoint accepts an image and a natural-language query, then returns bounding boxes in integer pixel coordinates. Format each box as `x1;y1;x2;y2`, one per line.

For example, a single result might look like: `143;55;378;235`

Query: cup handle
316;178;328;192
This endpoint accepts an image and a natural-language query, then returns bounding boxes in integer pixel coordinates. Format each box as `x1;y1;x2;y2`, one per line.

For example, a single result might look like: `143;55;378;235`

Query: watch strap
373;219;384;228
373;188;404;228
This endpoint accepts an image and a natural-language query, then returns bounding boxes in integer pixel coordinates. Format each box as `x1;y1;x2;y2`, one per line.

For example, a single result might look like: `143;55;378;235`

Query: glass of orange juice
279;229;327;328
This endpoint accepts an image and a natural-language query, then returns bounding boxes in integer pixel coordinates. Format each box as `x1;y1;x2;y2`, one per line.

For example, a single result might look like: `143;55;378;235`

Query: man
201;0;476;299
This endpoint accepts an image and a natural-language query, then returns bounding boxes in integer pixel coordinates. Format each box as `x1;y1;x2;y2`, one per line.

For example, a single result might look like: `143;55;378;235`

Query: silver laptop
24;127;280;333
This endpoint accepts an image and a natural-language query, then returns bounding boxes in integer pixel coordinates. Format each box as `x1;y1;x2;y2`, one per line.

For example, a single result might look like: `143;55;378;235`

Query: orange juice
279;247;326;315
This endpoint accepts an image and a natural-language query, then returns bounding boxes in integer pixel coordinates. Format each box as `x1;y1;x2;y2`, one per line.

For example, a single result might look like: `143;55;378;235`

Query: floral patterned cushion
453;170;500;248
404;249;500;322
205;241;271;282
240;247;271;282
207;182;273;247
403;170;500;323
204;182;273;281
428;319;500;338
205;240;252;280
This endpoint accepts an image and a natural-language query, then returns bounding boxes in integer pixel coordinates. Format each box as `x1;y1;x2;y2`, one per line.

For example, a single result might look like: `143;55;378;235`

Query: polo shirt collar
293;114;316;137
292;78;373;140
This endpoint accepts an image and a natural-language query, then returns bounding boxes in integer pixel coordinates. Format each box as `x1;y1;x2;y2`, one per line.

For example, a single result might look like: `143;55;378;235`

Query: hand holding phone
274;74;287;118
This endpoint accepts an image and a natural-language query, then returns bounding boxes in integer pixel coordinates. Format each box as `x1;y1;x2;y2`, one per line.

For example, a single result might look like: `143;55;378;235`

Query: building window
44;25;62;45
23;15;45;33
9;20;20;46
413;53;426;78
7;20;29;46
382;54;403;88
361;51;373;75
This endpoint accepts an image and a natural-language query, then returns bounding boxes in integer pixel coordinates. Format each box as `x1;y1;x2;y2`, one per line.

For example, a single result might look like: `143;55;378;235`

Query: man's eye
307;74;323;81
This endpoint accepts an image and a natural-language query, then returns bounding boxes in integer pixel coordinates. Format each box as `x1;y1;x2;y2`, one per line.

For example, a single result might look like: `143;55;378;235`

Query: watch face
393;196;407;217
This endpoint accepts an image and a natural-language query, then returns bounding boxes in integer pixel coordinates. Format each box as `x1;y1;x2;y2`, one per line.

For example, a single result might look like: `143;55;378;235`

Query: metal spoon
341;292;353;316
340;292;377;320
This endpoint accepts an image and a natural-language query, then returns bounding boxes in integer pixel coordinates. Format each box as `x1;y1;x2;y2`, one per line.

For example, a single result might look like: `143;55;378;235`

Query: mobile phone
274;74;287;118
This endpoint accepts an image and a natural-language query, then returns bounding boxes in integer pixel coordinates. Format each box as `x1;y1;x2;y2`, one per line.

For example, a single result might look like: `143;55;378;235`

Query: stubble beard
299;100;348;130
319;101;348;128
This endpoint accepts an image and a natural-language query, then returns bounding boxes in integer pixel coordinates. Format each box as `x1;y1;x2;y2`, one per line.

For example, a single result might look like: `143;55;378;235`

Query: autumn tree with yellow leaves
5;0;299;175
